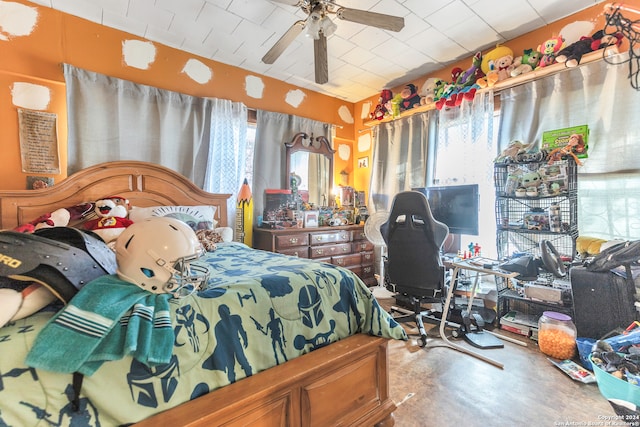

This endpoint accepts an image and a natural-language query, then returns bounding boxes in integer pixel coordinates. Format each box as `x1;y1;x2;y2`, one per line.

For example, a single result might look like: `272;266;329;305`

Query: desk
440;257;521;369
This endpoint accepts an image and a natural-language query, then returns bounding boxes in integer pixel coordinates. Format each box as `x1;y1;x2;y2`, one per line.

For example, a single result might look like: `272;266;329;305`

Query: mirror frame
285;132;335;204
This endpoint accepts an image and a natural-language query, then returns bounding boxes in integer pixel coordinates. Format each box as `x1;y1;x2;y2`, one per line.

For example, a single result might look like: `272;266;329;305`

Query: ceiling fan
263;0;405;84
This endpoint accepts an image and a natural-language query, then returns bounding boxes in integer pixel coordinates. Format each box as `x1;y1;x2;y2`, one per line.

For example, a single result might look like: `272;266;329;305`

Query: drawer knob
289;237;299;244
337;259;344;265
315;236;323;241
364;266;372;273
343;247;349;252
364;254;371;260
317;249;324;255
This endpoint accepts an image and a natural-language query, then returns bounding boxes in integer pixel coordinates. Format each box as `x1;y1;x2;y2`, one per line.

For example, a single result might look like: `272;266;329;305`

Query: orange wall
3;0;637;194
1;0;356;190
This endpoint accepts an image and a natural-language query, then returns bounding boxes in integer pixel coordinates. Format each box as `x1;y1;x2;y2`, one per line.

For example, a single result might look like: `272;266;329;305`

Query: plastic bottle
538;311;577;360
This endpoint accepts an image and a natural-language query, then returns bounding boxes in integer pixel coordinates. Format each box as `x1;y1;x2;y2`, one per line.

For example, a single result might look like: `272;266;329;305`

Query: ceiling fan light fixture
320;16;337;37
305;10;322;39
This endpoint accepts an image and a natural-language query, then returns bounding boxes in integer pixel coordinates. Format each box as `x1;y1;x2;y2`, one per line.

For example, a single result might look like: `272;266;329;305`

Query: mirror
285;132;334;208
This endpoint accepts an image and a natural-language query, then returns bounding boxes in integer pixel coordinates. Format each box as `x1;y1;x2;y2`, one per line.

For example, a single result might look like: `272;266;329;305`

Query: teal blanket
0;242;406;427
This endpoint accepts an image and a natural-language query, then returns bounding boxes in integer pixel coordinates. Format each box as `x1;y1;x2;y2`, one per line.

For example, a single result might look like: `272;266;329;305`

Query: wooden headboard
0;161;231;230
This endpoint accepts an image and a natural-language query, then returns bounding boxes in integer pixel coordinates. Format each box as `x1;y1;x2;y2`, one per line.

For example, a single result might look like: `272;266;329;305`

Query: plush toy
494;140;533;163
556;30;624;68
478;45;514;88
399;83;421;111
390;92;404;118
591;30;623;52
537;35;565;67
510;48;542;77
445;51;484;107
14;202;94;233
419;77;440;105
370;89;393;120
82;195;133;244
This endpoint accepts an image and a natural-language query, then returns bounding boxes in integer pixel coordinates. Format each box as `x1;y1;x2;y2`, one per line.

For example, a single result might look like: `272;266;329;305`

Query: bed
0;161;406;427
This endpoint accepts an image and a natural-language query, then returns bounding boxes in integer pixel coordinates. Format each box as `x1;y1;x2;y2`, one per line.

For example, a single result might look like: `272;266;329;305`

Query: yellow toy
478;44;514;88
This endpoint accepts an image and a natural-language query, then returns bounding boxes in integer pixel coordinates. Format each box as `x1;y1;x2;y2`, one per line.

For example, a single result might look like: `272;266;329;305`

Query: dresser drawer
310;242;352;259
277;247;309;258
360;263;375;278
360;250;375;265
352;240;374;252
332;253;363;268
309;230;350;246
275;233;309;249
351;228;367;242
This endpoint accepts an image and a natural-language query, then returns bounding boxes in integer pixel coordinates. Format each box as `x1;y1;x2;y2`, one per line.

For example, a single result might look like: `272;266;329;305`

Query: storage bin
591;355;640;408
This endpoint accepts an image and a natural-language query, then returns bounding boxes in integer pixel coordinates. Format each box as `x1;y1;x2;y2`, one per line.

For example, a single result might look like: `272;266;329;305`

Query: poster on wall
18;108;60;174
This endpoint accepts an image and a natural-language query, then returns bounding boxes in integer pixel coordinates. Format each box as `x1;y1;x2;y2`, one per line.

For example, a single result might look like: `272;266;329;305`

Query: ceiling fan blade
262;20;305;64
336;8;405;32
314;32;328;84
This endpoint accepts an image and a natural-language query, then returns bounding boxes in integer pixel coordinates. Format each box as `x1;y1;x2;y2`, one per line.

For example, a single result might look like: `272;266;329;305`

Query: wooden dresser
253;225;377;287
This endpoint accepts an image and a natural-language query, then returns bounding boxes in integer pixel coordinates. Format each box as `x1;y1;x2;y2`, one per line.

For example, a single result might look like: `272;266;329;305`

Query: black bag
586;240;640;273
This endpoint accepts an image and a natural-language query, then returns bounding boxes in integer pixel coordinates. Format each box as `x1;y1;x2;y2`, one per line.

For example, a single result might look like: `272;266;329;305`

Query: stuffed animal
390;92;404;118
419;78;440;105
446;51;484;107
557;30;623;68
82;195;133;244
510;48;542;77
399;83;421;111
370;89;393;120
478;45;514;88
520;171;542;188
591;31;623;52
537;35;565;67
14;202;94;233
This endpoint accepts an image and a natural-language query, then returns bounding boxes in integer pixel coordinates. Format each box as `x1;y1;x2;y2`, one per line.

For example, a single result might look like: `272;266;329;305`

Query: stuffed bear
82;195;133;244
370;89;393;120
511;48;542;77
419;78;440;105
478;45;514;88
399;83;421;111
537;35;565;67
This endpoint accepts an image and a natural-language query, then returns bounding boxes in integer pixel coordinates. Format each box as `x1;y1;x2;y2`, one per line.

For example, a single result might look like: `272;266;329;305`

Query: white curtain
253;110;330;220
498;53;640;240
434;91;497;257
203;99;248;223
369;112;433;212
64;64;248;225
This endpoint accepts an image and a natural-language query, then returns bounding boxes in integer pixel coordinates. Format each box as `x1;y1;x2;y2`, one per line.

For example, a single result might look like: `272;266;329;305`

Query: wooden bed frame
0;161;396;427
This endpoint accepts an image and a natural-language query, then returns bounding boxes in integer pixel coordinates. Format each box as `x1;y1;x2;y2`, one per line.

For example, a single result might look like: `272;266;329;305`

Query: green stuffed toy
510;48;542;77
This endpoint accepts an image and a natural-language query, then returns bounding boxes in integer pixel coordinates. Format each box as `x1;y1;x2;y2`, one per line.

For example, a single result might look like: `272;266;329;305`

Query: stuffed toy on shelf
510;48;542;77
399;83;422;111
419;77;440;105
556;30;623;68
537;35;565;68
477;44;514;88
370;89;393;120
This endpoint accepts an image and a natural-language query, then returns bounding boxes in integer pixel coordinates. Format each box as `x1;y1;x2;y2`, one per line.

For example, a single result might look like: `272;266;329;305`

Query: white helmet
115;217;209;297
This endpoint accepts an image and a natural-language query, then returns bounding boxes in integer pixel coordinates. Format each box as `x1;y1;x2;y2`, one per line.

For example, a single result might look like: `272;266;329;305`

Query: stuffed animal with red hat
83;195;133;244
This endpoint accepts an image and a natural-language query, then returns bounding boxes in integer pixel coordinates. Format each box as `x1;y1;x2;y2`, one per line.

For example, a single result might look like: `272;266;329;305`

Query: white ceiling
26;0;604;103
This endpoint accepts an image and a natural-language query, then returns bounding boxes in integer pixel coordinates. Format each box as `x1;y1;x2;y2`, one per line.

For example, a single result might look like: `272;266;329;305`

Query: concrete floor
374;287;619;427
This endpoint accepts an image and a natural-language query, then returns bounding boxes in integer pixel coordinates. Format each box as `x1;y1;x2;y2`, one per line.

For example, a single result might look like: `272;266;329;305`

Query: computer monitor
412;184;480;236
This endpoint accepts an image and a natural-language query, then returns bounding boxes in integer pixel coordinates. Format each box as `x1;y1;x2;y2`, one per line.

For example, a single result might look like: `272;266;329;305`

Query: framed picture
26;176;54;190
303;210;319;228
358;156;369;168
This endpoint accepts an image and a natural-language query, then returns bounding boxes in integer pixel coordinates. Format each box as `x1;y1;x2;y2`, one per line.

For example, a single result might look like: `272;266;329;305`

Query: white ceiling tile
41;0;605;102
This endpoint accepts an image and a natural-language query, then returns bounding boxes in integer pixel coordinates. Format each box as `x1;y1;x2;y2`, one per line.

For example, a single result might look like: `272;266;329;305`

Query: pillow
129;205;218;230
